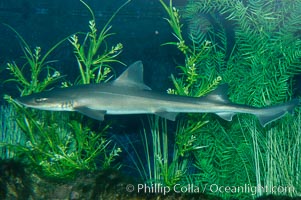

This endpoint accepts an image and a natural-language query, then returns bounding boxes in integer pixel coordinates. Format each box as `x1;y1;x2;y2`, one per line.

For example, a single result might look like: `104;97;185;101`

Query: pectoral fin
75;107;106;121
215;112;235;121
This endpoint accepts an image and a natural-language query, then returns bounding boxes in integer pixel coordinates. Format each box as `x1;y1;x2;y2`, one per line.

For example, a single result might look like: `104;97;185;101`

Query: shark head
15;90;75;111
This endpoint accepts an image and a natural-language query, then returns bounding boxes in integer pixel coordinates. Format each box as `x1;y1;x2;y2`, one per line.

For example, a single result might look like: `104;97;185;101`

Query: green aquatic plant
160;0;301;199
159;0;222;98
184;0;301;105
4;24;66;96
193;111;300;198
69;0;130;84
2;0;127;178
144;117;186;186
240;112;301;197
4;94;121;178
119;116;206;187
25;112;111;176
2;99;120;178
187;118;257;199
183;0;301;198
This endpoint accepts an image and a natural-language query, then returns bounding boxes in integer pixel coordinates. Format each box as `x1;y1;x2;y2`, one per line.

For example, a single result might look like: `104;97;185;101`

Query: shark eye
35;98;48;103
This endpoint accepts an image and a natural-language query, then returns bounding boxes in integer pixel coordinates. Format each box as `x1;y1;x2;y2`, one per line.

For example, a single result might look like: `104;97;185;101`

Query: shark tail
202;84;299;127
256;99;299;127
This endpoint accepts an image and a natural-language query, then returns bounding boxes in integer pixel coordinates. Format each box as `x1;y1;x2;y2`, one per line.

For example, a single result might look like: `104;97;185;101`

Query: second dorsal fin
203;84;230;103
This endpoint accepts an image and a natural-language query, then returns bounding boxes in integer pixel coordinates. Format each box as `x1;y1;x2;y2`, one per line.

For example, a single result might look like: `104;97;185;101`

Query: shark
15;61;299;127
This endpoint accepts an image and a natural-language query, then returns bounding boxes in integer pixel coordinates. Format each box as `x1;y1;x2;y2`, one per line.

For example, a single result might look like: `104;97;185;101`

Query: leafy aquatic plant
159;0;222;98
5;59;120;179
184;0;301;105
119;116;206;187
2;0;128;178
13;109;118;178
69;0;130;84
160;0;301;199
241;112;301;197
4;24;66;96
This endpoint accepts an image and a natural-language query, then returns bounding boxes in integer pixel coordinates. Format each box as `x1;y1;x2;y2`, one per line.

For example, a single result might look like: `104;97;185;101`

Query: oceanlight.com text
209;184;295;196
125;183;295;196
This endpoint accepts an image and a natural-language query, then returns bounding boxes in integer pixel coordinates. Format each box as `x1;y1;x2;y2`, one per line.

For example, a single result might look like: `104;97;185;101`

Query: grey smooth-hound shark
15;61;299;127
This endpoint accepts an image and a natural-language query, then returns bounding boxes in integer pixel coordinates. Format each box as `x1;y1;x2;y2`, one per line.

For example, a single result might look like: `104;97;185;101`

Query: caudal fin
256;99;299;127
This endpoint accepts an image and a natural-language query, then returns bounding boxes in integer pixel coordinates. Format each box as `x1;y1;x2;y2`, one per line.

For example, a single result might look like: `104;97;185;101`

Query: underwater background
1;0;301;199
0;0;185;101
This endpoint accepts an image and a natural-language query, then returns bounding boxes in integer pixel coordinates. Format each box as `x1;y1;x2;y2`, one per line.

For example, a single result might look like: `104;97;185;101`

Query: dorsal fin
203;84;230;103
113;61;151;90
